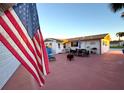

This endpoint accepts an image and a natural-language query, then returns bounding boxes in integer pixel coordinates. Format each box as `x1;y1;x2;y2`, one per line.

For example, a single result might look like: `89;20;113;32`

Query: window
103;41;107;46
49;43;52;46
63;43;66;48
103;42;105;46
90;41;95;45
58;43;60;48
71;42;78;47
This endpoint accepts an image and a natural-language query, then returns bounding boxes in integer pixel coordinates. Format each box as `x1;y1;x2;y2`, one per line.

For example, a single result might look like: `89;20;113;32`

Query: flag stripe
32;34;44;71
32;37;48;74
32;29;48;76
35;30;41;48
1;12;44;79
34;32;41;48
33;37;42;58
5;9;35;51
0;16;45;84
32;38;43;67
0;26;43;86
4;10;44;74
9;8;35;49
36;30;48;75
33;32;42;59
32;31;48;76
39;31;50;74
7;8;45;74
1;13;37;66
32;36;43;67
32;40;44;73
0;4;49;86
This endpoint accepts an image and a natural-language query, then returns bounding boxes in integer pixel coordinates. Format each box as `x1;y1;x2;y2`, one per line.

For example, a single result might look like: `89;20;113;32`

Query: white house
64;33;110;55
44;38;64;54
110;40;124;47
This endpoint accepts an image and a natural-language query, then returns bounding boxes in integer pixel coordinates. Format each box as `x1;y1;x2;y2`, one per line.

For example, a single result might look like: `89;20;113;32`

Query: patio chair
82;49;90;57
77;49;90;57
70;49;77;56
77;49;83;56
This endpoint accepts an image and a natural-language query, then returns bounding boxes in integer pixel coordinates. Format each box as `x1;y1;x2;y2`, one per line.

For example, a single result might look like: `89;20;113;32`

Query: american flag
0;3;49;86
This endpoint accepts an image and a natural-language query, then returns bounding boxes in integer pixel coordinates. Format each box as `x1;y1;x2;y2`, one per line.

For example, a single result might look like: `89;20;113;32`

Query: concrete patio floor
2;50;124;90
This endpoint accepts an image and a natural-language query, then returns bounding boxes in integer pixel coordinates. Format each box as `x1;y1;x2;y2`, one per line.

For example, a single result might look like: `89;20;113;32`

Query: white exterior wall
66;40;101;54
81;40;100;54
101;40;110;54
51;40;57;54
55;42;64;54
45;40;64;54
65;43;71;49
66;42;79;50
110;41;124;47
80;42;86;49
0;42;20;89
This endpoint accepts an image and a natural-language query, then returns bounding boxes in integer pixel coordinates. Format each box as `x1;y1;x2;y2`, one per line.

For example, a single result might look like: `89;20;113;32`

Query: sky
37;3;124;40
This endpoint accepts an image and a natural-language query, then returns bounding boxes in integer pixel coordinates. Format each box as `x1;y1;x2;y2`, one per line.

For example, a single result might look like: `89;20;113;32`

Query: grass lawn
110;46;124;49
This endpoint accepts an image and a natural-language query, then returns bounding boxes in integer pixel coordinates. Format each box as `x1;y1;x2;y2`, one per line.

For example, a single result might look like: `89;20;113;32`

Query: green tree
110;3;124;17
116;32;124;41
110;4;124;41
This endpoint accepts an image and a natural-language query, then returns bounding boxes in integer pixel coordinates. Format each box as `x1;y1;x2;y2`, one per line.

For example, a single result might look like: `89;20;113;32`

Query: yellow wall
101;34;110;46
63;34;111;47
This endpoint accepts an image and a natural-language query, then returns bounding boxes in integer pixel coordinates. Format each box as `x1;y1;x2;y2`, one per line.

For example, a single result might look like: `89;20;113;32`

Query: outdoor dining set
69;48;97;57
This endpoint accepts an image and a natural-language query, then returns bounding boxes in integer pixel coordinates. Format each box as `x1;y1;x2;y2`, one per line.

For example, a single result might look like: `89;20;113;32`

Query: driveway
2;50;124;90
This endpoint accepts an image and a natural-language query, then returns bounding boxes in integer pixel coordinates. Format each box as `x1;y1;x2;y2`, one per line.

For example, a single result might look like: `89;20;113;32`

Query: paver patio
2;50;124;90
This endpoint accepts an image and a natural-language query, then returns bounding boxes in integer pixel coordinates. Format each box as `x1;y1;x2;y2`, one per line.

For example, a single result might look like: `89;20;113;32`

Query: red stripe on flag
0;34;42;86
32;38;43;72
34;33;41;48
32;32;44;72
33;34;42;58
5;10;44;74
39;31;50;74
0;16;45;84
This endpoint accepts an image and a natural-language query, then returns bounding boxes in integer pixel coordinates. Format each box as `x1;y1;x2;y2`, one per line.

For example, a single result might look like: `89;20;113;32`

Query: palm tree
110;3;124;17
110;4;124;41
116;32;124;41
